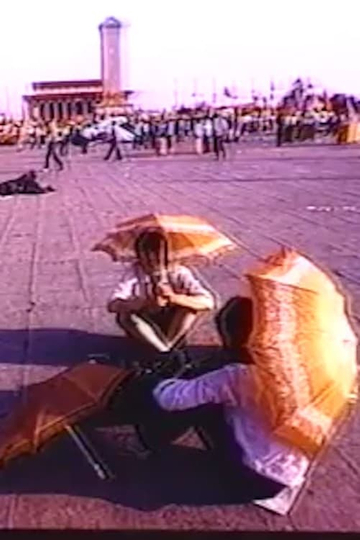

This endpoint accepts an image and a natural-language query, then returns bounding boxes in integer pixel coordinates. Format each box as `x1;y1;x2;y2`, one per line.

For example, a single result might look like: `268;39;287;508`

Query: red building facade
23;79;103;121
23;17;133;122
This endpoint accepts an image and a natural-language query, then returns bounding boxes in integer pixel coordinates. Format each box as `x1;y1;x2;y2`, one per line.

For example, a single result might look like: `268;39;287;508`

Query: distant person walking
193;119;204;155
59;125;71;156
104;121;123;161
43;127;64;172
213;114;228;160
203;117;213;153
275;110;285;147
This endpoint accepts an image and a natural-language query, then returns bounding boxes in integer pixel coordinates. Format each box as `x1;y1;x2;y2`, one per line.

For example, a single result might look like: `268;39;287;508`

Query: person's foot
152;348;192;378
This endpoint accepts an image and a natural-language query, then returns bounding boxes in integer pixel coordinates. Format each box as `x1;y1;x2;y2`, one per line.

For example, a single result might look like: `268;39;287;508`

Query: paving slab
0;142;359;531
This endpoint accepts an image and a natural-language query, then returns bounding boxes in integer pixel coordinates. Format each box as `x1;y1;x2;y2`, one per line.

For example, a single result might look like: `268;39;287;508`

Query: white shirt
204;119;213;137
213;117;229;136
110;263;215;308
153;364;310;488
194;122;204;138
82;127;93;139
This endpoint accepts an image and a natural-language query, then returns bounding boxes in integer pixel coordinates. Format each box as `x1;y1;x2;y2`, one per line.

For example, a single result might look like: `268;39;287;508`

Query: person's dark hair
215;296;254;363
134;229;169;266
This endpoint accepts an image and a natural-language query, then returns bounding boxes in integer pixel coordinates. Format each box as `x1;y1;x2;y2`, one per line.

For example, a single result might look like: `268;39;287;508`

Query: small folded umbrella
0;362;133;478
245;247;358;457
92;213;237;264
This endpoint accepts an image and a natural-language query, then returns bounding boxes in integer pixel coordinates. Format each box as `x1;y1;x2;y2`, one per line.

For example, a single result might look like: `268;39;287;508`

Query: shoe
153;348;192;378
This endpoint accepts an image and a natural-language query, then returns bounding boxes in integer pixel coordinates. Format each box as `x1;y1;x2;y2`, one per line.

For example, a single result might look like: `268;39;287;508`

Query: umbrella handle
65;424;115;481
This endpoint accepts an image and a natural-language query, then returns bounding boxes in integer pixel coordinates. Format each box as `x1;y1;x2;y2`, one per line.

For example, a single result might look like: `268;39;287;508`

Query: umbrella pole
65;424;115;481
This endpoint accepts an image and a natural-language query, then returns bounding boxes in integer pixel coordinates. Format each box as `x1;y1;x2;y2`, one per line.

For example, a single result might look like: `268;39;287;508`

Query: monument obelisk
98;17;129;114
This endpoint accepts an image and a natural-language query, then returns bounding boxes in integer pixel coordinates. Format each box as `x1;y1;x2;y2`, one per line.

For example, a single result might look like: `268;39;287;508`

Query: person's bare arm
107;296;156;314
156;283;214;312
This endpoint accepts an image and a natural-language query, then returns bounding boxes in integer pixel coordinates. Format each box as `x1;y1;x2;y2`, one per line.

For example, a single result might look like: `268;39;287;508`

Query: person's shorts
138;305;182;333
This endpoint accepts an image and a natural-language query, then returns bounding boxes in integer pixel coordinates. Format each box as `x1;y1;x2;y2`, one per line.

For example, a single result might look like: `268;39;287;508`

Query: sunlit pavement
0;141;359;531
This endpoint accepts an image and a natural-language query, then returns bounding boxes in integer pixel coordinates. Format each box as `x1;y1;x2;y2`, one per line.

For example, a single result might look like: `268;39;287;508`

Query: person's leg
221;137;226;158
44;143;52;169
214;136;219;159
104;140;115;160
115;144;123;160
53;147;64;170
163;306;199;349
116;311;171;353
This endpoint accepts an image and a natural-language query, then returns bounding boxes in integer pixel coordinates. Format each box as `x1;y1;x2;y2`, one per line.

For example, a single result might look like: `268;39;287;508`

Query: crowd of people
0;102;352;170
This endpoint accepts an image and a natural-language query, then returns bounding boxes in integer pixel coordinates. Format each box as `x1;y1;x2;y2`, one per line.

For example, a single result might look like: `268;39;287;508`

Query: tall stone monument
99;17;122;97
98;17;132;114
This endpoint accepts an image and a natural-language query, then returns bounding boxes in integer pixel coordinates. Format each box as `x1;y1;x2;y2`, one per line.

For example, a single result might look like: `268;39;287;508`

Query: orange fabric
92;213;237;263
0;363;132;467
246;248;358;457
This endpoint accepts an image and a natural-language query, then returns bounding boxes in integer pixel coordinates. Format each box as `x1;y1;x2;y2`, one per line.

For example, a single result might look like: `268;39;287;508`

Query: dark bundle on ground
0;170;55;197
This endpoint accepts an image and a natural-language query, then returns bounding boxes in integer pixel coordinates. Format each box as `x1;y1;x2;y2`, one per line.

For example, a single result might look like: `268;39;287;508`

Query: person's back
153;309;310;493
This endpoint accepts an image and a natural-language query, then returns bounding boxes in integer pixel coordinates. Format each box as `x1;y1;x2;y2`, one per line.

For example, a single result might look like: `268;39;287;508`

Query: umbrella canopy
0;362;132;468
92;213;237;264
245;247;358;457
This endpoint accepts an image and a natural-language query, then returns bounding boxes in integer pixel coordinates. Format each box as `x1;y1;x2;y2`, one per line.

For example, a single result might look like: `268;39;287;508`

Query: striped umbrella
0;363;133;478
245;247;358;457
92;214;237;264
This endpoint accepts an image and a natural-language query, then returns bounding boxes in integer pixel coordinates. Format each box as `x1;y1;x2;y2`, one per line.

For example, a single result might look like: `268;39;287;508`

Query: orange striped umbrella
245;247;358;457
92;213;237;263
0;363;132;470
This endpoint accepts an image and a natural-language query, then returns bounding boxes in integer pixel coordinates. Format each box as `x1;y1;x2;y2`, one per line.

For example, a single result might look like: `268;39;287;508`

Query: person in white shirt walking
213;114;228;160
203;117;213;153
104;121;123;161
43;125;64;172
193;119;204;155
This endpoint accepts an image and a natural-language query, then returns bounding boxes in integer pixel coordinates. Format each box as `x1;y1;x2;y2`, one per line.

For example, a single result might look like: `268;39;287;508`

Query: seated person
122;296;309;501
107;229;215;362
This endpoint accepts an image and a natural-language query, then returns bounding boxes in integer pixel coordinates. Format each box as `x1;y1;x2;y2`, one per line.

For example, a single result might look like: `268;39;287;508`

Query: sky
1;0;360;116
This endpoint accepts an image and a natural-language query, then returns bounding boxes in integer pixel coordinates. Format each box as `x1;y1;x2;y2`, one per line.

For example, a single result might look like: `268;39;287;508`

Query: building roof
32;80;102;91
23;89;134;102
23;91;103;102
99;17;122;29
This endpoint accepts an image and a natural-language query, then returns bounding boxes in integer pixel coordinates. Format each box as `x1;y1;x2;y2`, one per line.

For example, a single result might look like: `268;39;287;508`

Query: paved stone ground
0;141;359;531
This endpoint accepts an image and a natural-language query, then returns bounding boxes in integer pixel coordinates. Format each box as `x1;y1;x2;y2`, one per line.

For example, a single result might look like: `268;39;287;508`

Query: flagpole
5;86;10;119
174;78;179;109
212;77;217;106
192;78;198;108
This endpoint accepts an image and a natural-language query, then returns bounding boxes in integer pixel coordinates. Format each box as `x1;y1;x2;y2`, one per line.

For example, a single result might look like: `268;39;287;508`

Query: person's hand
154;295;169;308
155;283;175;303
142;294;168;309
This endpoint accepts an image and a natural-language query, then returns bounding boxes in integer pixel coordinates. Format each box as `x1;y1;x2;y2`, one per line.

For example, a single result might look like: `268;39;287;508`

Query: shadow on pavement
0;328;154;368
0;424;257;510
0;301;255;510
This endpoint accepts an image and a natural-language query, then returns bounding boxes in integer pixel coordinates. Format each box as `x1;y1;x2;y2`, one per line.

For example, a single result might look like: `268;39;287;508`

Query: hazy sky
1;0;360;115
